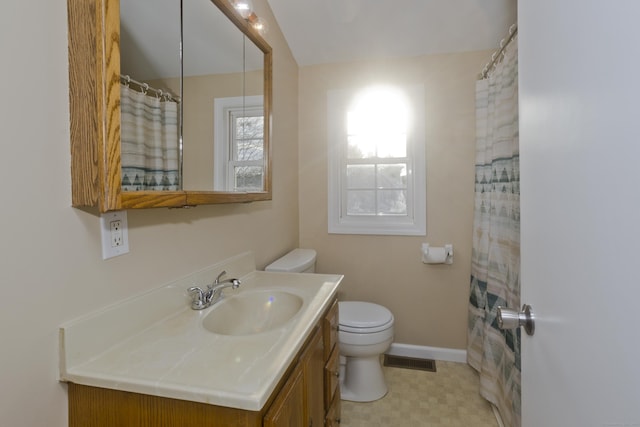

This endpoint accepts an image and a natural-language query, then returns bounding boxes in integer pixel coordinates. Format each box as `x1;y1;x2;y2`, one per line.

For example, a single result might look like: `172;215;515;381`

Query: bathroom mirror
120;0;268;193
67;0;272;212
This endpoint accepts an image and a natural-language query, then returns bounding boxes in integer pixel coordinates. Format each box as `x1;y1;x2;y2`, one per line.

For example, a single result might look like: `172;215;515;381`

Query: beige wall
299;52;489;349
0;0;298;426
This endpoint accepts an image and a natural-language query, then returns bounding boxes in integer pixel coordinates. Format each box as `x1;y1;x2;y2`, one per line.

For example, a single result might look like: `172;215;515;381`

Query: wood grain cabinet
67;0;272;212
68;297;341;426
264;365;305;427
322;299;341;426
302;327;325;426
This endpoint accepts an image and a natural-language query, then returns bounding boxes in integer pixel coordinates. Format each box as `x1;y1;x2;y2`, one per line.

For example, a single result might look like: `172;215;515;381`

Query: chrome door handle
497;304;535;336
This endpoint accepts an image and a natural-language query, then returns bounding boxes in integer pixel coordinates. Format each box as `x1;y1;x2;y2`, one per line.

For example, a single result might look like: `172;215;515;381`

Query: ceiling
265;0;517;67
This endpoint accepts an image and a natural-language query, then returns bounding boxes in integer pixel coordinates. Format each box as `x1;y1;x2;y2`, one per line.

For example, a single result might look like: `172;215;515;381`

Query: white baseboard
386;343;467;364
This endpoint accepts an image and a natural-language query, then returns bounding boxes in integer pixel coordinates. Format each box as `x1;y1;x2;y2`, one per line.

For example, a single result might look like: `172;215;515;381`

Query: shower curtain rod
120;74;180;103
479;24;518;80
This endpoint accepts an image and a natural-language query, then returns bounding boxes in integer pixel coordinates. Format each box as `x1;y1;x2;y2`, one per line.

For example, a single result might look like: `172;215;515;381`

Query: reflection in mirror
119;0;267;193
119;0;182;192
211;37;265;192
182;3;264;191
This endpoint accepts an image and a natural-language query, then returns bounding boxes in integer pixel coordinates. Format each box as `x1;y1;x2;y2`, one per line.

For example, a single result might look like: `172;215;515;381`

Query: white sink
202;290;304;335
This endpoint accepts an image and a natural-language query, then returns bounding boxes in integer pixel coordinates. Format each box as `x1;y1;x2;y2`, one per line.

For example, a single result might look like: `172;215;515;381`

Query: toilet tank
265;249;317;273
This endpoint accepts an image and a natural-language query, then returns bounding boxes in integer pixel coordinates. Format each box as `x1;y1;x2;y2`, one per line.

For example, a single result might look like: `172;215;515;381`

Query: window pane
235;116;264;139
377;190;407;215
377;164;407;188
347;190;375;215
347;164;375;188
237;139;263;161
347;135;375;159
234;166;263;190
348;134;407;159
377;133;407;158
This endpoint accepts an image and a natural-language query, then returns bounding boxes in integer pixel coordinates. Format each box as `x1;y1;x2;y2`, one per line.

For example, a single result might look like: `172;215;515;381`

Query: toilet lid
339;301;394;333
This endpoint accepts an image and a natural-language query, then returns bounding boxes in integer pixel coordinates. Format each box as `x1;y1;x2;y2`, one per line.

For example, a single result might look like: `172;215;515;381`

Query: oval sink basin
202;291;304;335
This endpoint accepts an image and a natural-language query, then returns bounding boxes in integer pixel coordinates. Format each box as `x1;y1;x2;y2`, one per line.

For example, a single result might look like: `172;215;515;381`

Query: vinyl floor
340;361;499;427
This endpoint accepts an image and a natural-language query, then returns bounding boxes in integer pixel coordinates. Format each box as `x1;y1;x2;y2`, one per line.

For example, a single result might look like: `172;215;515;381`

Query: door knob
497;304;535;336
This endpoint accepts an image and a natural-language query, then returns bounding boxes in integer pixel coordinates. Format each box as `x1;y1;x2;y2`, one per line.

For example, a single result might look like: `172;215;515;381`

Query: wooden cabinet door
324;346;340;409
323;300;339;360
302;327;324;427
264;365;305;427
325;391;342;427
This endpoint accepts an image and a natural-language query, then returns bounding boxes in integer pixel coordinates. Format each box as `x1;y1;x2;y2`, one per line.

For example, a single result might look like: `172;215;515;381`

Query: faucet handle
188;286;206;309
213;270;227;287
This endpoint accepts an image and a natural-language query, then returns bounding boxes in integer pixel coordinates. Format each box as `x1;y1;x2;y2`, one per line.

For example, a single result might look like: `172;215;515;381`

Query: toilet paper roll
422;246;448;264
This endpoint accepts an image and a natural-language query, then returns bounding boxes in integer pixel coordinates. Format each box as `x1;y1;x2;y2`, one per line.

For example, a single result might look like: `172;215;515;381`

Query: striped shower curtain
120;84;180;191
467;37;520;427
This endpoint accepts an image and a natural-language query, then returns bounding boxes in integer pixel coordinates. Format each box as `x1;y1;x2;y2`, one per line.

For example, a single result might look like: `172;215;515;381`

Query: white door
518;1;640;426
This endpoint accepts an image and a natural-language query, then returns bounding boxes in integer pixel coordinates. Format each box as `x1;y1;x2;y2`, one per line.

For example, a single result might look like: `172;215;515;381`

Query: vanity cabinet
303;326;325;426
323;299;341;426
67;297;340;426
263;365;305;426
264;326;324;427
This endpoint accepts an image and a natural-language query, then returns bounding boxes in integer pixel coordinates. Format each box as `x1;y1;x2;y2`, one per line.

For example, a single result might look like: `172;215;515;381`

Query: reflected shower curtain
467;37;520;427
120;84;180;191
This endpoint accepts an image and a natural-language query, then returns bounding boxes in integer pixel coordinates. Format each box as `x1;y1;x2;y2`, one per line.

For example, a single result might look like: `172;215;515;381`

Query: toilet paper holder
421;243;454;265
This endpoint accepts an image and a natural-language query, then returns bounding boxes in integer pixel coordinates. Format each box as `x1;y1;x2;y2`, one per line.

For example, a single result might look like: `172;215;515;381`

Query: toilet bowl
338;301;394;402
265;249;395;402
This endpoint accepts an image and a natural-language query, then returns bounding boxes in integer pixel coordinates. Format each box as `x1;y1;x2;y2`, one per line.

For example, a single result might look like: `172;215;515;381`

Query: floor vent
383;354;436;372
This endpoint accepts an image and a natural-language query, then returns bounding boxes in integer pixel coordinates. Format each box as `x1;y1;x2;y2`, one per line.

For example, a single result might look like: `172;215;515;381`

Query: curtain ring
142;83;149;94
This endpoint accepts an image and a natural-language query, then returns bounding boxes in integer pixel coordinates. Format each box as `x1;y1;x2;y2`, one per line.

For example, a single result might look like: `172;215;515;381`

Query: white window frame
213;95;264;191
327;84;426;236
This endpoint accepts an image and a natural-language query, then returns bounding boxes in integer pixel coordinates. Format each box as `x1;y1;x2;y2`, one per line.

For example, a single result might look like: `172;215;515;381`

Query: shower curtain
120;84;180;191
467;36;520;427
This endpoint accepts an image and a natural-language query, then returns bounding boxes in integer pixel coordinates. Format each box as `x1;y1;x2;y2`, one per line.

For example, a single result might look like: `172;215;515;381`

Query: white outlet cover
100;211;130;259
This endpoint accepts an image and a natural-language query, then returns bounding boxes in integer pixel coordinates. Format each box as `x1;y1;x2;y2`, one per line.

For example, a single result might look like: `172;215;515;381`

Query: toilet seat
339;301;394;334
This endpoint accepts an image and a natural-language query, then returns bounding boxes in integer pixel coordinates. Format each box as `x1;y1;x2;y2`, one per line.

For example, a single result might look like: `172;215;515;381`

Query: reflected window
230;110;264;190
328;85;426;235
214;96;264;191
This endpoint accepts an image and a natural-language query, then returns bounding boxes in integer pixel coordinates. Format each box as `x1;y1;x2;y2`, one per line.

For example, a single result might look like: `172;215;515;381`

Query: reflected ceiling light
231;0;267;34
248;14;268;34
233;0;253;19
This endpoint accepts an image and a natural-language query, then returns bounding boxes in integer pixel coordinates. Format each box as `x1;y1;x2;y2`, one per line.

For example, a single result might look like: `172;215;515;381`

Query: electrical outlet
110;220;123;247
100;211;130;259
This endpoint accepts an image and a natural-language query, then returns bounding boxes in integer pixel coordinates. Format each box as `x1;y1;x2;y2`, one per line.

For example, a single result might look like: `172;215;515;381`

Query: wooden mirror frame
67;0;272;212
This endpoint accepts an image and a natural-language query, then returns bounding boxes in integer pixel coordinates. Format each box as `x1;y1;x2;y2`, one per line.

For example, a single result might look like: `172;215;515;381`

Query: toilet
265;249;395;402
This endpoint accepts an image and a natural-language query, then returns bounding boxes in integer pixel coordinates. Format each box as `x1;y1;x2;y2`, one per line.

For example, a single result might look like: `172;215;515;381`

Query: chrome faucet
188;270;241;310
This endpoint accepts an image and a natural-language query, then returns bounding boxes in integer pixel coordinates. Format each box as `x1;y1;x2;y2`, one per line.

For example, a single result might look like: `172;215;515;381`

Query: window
214;96;264;191
328;85;426;235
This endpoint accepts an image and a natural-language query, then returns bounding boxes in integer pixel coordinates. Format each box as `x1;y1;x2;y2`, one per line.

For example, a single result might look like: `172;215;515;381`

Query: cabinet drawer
324;346;340;407
324;389;341;427
323;299;339;360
